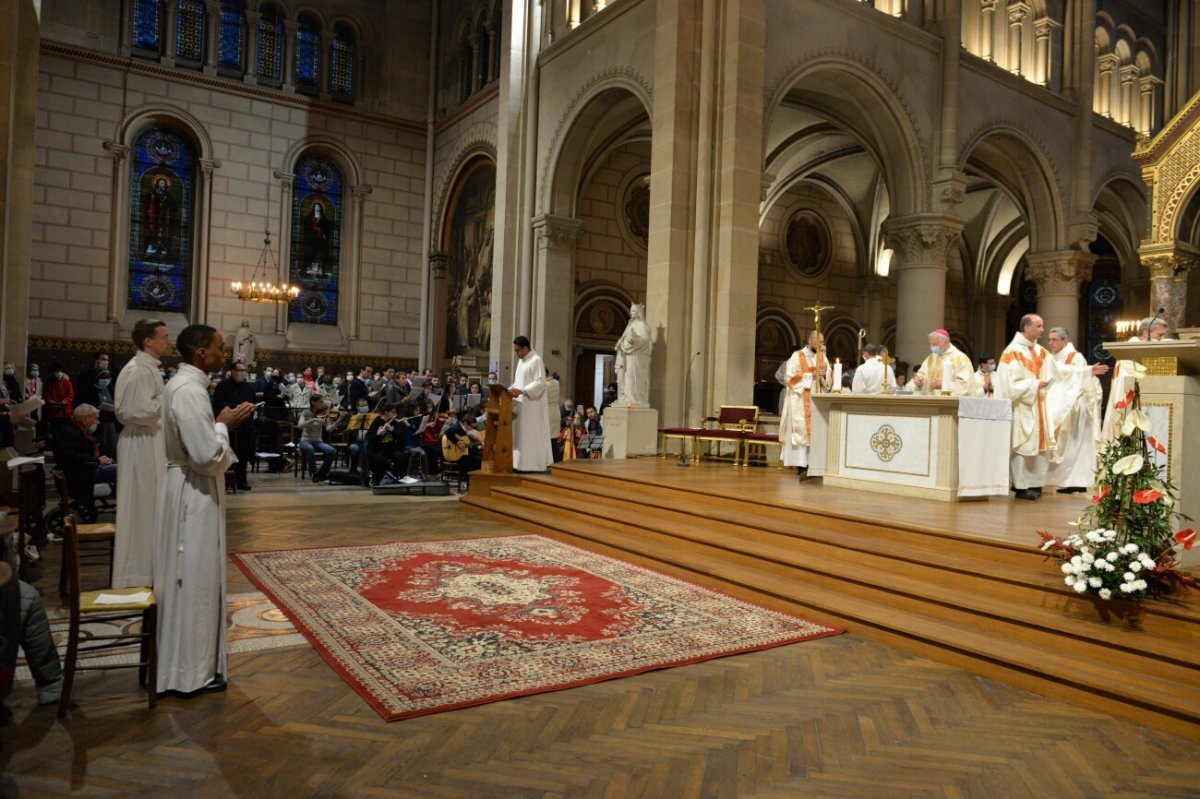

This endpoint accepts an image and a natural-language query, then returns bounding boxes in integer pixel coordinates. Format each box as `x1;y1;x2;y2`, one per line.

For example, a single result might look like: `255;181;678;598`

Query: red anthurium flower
1149;436;1167;455
1133;489;1163;504
1115;390;1137;410
1177;529;1196;551
1091;486;1110;503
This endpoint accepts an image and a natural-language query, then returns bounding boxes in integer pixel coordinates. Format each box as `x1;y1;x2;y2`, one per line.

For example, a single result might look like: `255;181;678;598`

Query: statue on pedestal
615;303;651;408
234;320;256;366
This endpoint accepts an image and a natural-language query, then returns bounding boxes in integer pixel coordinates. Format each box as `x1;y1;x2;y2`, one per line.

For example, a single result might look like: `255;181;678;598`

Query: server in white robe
112;320;172;588
779;330;832;472
851;344;896;395
509;336;553;472
1045;327;1107;492
155;325;254;694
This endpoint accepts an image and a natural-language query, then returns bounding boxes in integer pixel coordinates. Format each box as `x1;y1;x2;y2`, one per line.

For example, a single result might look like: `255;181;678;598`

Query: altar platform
464;457;1200;743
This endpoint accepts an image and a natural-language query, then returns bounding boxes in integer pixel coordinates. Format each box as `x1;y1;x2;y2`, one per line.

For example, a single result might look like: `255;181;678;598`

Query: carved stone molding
1142;253;1200;280
932;176;966;212
881;216;963;267
1025;251;1096;295
429;251;450;280
531;213;583;250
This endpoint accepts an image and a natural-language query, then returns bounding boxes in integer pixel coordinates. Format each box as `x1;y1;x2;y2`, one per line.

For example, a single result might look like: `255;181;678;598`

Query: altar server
509;336;553;472
851;344;896;395
112;319;171;588
1045;326;1108;493
155;325;253;694
911;329;973;395
779;330;832;475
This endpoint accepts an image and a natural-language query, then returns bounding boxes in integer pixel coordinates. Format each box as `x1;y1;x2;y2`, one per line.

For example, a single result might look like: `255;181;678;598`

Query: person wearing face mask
346;398;374;476
911;329;973;396
971;355;997;397
286;372;311;415
211;361;258;490
2;362;21;404
52;404;116;522
41;362;74;435
75;352;111;409
92;369;119;458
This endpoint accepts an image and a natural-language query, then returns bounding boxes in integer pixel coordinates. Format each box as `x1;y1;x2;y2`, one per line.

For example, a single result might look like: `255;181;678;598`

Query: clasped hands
216;401;256;430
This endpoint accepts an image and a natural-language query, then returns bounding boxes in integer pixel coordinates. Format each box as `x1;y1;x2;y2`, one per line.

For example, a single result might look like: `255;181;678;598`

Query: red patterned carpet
232;535;842;720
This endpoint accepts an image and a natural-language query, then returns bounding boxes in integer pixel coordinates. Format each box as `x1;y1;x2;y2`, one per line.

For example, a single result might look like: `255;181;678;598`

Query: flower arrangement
1038;361;1196;613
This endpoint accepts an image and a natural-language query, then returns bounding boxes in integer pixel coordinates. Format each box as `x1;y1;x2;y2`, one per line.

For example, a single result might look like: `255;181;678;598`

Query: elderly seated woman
51;404;116;521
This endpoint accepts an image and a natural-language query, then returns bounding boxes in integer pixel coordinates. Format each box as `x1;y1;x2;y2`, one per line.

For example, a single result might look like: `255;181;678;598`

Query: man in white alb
155;325;253;695
509;336;553;472
911;329;973;395
779;330;832;477
851;344;896;395
112;319;172;588
1045;326;1108;494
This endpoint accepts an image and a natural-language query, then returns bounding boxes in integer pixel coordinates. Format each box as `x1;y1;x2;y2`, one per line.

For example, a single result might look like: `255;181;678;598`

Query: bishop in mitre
779;330;832;476
1045;326;1108;493
911;329;973;395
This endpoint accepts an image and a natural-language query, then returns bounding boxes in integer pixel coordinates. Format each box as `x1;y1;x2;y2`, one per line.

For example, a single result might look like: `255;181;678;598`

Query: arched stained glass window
476;15;490;88
330;23;356;101
218;0;246;72
290;156;343;325
175;0;205;64
132;0;165;53
128;128;197;314
295;14;321;92
257;3;284;83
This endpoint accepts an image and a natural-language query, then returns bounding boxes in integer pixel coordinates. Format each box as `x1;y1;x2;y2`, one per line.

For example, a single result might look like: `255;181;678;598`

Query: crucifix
880;348;896;393
804;300;834;333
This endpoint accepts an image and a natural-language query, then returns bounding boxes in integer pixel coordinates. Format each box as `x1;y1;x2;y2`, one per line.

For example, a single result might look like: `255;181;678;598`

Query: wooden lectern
482;382;514;474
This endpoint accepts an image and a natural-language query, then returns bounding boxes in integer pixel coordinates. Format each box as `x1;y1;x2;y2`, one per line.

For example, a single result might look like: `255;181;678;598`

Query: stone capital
1025;251;1096;295
1007;2;1030;25
932;176;967;212
881;216;962;268
1098;53;1119;73
350;184;373;201
102;141;130;163
199;158;219;176
273;169;295;189
1033;16;1061;38
429;251;450;280
531;213;583;250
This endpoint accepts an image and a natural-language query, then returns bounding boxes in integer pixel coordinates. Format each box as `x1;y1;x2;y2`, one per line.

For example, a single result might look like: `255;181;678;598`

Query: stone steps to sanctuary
462;466;1200;742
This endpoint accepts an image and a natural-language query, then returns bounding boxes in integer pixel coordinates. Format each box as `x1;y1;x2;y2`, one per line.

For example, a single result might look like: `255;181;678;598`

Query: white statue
234;320;256;365
615;303;651;408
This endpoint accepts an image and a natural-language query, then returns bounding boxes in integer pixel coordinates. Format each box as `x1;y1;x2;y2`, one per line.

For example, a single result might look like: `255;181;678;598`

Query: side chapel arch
436;152;497;364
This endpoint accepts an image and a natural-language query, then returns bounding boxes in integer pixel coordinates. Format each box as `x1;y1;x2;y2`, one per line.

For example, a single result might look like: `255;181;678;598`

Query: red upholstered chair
695;406;760;466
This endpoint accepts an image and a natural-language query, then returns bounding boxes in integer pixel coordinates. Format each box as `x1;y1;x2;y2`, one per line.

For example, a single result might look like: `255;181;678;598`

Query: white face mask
87;423;98;434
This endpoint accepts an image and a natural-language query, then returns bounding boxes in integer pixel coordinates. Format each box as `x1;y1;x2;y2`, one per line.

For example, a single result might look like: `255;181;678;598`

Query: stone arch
436;154;497;360
764;56;927;218
541;75;653;217
433;138;497;247
1091;172;1146;284
959;124;1065;253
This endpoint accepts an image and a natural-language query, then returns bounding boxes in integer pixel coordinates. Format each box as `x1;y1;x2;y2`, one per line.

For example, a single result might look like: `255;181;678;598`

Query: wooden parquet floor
3;490;1199;798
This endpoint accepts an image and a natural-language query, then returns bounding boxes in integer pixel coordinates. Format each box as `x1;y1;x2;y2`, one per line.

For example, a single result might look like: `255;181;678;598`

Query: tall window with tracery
175;0;206;64
290;156;343;325
295;14;321;93
257;3;284;84
218;0;246;72
127;128;197;314
330;23;356;101
132;0;165;53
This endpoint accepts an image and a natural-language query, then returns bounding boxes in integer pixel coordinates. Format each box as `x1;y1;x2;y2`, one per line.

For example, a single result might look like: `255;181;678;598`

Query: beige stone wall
574;140;650;302
30;49;427;359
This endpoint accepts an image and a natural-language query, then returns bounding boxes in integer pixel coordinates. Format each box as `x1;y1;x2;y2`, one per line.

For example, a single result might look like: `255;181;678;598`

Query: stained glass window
176;0;205;63
132;0;163;52
330;23;355;100
218;1;246;71
290;156;343;325
476;17;490;87
295;15;320;91
257;3;283;83
128;128;197;314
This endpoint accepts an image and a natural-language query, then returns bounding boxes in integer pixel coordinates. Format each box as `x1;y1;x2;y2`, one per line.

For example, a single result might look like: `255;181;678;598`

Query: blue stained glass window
290;156;343;325
218;1;245;71
256;4;283;82
176;0;205;63
295;15;320;89
330;23;355;99
133;0;163;52
128;128;197;314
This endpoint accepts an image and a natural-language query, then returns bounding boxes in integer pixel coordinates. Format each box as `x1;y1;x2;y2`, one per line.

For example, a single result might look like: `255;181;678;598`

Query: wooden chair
58;514;157;717
695;406;760;466
51;468;115;598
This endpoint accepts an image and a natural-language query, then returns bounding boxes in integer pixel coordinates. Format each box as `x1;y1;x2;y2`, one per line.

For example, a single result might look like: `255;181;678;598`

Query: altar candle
833;358;843;393
941;357;953;394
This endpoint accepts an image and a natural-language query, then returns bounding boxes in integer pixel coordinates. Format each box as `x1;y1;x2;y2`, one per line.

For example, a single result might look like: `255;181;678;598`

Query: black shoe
237;483;252;491
1015;489;1040;501
199;677;227;694
1055;487;1086;494
1030;487;1043;498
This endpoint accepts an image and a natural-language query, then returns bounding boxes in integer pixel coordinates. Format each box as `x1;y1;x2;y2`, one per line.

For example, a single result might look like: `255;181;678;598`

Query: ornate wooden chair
51;468;115;598
695;405;760;466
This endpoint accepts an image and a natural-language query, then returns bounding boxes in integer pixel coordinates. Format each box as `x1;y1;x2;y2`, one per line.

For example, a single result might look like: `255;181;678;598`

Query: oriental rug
232;534;842;721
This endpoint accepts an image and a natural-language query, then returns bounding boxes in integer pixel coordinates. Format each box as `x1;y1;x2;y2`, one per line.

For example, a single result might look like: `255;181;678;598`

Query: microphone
678;351;702;467
1147;306;1166;339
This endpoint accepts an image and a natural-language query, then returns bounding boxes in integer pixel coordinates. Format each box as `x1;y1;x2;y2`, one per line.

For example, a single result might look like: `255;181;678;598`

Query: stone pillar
1138;75;1161;136
1006;3;1028;77
530;214;582;383
1025;251;1095;342
1142;245;1200;334
980;0;996;62
273;171;294;335
1097;54;1117;118
103;142;131;322
1033;16;1060;87
162;0;178;67
1119;65;1138;128
282;20;297;92
883;216;962;367
318;30;333;101
203;0;221;75
244;10;261;84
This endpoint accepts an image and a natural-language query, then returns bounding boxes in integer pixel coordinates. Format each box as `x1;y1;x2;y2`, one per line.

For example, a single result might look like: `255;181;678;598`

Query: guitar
441;430;471;462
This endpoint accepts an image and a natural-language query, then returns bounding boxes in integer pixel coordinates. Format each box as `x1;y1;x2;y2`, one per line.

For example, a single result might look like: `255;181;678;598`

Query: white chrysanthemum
1088;577;1102;588
1103;530;1117;540
1073;582;1088;593
1099;588;1112;600
1139;554;1156;568
1041;540;1057;552
1070;555;1083;566
1106;551;1120;562
1129;561;1142;573
1082;552;1095;563
1123;571;1136;581
1061;562;1074;574
1120;582;1134;593
1135;579;1148;591
1085;531;1101;543
1064;575;1077;586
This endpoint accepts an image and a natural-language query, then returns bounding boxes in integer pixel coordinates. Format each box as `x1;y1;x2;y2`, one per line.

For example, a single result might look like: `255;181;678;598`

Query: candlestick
833;358;843;393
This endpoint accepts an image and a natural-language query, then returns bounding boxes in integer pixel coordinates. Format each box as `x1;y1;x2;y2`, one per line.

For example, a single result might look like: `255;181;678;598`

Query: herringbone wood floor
3;492;1199;798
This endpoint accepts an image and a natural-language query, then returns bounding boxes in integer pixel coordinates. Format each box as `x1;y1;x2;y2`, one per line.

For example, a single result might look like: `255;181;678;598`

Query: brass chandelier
231;229;299;303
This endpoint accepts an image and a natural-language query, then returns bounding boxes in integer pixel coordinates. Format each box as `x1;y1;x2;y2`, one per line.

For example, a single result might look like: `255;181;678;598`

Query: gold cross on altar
880;348;895;392
805;300;834;332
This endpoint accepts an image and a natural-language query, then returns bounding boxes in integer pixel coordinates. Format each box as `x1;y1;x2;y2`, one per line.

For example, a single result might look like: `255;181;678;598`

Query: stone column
1138;75;1161;136
979;0;996;62
1033;16;1060;87
1025;251;1095;342
282;20;297;92
203;0;220;75
1142;245;1200;334
1006;3;1029;77
244;10;261;84
162;0;178;67
1096;54;1117;118
883;216;962;367
530;215;582;383
103;142;131;322
318;30;333;101
1119;65;1138;128
195;158;218;323
273;171;294;335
